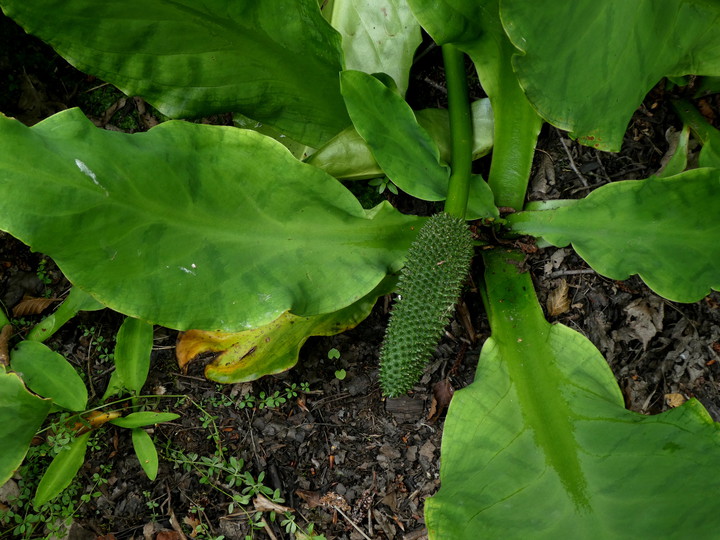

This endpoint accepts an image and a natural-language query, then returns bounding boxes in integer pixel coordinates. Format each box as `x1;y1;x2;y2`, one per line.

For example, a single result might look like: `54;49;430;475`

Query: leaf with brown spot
0;325;11;367
12;296;59;317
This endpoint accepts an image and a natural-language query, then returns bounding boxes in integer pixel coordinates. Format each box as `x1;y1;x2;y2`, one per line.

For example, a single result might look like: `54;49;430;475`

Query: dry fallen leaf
624;297;664;349
665;393;687;408
253;493;294;514
427;379;454;422
0;324;12;367
546;279;570;317
12;295;59;317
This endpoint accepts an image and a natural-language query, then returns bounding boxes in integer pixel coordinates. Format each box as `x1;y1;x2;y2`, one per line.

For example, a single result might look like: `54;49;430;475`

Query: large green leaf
340;70;497;218
426;251;720;538
0;109;422;331
0;371;51;486
501;0;720;151
114;317;154;396
0;0;348;147
407;0;542;209
177;277;395;384
329;0;421;95
506;170;720;302
34;432;90;507
10;341;87;411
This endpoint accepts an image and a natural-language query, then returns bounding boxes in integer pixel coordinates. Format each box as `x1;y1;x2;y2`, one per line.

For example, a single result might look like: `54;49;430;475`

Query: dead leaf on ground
12;295;59;317
427;379;454;422
623;297;664;349
296;489;324;508
253;493;294;514
0;324;11;367
156;531;183;540
665;393;687;408
546;279;570;317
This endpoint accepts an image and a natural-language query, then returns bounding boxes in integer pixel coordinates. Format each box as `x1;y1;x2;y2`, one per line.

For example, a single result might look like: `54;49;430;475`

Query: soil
2;11;720;540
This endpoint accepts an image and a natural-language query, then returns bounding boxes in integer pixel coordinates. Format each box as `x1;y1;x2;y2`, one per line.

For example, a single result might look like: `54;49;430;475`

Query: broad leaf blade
177;277;395;383
341;70;450;200
10;341;87;411
0;0;348;147
0;109;422;331
131;428;159;481
330;0;421;96
507;170;720;302
110;412;180;429
501;0;720;151
34;432;90;507
0;371;51;486
114;317;153;396
426;252;720;538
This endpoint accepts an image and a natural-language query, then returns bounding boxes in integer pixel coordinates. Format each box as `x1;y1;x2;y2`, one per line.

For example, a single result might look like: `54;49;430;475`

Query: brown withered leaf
156;531;183;540
546;279;570;317
0;324;11;367
176;329;237;372
253;493;294;514
296;489;324;508
427;379;454;422
12;295;59;317
665;393;687;408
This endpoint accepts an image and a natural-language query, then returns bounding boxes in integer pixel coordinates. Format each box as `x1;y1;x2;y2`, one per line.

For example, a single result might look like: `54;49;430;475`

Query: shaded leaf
131;428;159;481
114;317;153;395
109;411;180;429
306;99;494;182
0;370;51;486
330;0;422;95
26;287;104;342
426;252;720;538
501;0;720;151
407;0;543;209
178;277;395;383
34;432;90;507
1;0;348;147
0;109;423;331
507;170;720;302
10;341;87;411
340;70;497;218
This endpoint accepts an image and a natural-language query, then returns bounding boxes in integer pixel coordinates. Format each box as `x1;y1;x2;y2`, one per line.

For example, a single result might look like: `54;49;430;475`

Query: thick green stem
442;44;473;219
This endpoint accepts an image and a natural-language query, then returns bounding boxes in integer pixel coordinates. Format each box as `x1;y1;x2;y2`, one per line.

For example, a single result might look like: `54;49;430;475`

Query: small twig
556;128;589;187
333;505;373;540
260;518;278;540
423;77;448;94
548;268;596;279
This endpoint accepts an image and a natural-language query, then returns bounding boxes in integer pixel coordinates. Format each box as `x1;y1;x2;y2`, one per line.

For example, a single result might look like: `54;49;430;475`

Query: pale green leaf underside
501;0;720;151
507;170;720;302
0;0;348;147
330;0;422;96
0;371;51;486
0;109;422;331
427;322;720;538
